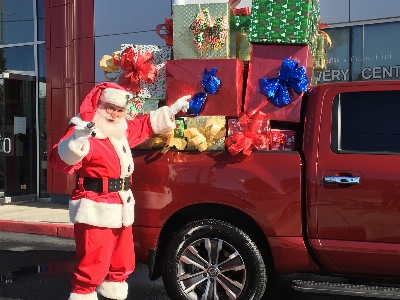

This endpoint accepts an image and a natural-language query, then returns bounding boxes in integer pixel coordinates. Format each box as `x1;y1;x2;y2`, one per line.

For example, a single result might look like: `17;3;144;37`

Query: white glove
167;95;191;117
73;121;95;148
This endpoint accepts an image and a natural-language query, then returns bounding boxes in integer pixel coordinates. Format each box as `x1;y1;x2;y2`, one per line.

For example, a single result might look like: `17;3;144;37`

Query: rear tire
162;219;267;300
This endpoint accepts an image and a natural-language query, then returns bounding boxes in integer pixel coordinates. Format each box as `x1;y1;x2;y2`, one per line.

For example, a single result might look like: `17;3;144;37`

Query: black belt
82;177;131;192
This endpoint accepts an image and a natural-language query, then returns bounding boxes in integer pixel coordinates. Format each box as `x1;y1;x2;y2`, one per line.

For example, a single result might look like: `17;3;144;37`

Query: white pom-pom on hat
99;88;133;108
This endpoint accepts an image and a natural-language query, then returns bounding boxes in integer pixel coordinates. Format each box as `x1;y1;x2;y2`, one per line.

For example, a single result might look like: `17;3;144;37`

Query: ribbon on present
125;97;146;120
259;58;308;108
117;46;158;93
184;117;226;152
228;0;241;8
232;7;250;16
229;0;250;21
225;111;270;156
312;29;333;71
189;7;229;52
187;67;221;116
156;18;173;46
161;133;187;154
144;129;187;154
99;51;121;82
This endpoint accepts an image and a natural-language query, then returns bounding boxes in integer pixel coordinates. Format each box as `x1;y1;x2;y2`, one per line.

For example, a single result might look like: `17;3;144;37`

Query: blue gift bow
188;67;221;116
258;58;308;108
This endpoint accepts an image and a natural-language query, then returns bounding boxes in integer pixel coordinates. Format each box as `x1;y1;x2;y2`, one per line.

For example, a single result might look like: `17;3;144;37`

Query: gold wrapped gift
134;119;187;152
236;32;251;62
185;116;226;151
99;51;120;81
312;30;332;71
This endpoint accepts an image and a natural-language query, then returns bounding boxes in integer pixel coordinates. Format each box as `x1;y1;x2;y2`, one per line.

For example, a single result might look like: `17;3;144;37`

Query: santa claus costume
50;82;190;300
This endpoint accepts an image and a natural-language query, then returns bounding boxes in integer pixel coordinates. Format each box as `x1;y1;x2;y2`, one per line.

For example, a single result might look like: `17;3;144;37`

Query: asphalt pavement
0;200;73;239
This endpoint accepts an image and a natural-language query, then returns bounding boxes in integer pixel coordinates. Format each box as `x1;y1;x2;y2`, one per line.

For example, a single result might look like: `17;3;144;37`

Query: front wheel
162;219;267;300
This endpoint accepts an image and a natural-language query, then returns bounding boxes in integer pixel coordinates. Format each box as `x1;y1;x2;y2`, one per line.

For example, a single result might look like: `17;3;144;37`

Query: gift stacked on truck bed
160;0;244;152
224;0;320;155
99;0;322;155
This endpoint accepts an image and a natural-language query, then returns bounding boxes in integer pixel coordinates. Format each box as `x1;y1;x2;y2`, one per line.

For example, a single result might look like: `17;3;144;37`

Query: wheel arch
150;203;275;281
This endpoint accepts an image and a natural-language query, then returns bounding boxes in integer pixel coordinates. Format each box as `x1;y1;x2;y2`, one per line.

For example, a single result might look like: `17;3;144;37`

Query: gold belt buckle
121;177;125;190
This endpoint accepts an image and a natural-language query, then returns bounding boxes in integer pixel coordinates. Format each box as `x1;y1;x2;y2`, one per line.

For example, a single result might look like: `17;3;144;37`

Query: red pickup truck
131;80;400;300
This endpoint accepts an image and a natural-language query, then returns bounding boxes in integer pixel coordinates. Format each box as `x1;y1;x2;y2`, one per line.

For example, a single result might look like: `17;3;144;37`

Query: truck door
316;83;400;278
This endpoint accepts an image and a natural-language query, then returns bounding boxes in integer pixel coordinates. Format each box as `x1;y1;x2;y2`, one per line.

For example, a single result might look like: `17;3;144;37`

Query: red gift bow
319;22;330;29
228;0;241;8
232;7;250;16
156;18;173;46
229;0;251;16
117;46;158;93
225;111;271;156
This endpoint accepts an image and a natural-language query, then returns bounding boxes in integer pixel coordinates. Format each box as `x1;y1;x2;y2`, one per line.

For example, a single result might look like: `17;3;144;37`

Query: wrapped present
225;112;271;156
233;7;251;61
125;99;159;120
173;3;236;59
244;44;313;122
166;58;244;117
270;129;295;151
249;0;320;45
174;118;186;138
118;44;172;101
134;119;187;151
310;28;332;71
99;51;120;82
185;116;226;151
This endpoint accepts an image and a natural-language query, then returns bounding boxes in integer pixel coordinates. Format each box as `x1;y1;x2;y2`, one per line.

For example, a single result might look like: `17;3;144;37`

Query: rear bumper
132;225;161;264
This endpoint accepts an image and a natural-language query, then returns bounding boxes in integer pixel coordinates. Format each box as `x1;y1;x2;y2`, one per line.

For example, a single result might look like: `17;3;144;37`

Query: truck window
331;91;400;154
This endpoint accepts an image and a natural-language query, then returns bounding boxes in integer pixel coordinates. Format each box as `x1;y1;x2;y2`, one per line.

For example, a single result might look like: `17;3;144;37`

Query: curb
0;220;74;239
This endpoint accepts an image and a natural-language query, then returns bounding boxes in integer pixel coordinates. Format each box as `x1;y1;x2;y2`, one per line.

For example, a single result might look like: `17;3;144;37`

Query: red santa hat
79;82;133;122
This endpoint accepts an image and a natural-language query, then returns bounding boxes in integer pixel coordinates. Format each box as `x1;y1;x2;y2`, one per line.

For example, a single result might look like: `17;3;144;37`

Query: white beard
92;108;127;140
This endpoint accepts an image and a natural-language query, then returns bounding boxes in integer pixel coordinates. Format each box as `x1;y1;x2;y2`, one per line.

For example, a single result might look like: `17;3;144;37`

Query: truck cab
131;80;400;300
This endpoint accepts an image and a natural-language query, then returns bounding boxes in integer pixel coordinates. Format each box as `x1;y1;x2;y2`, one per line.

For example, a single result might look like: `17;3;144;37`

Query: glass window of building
0;0;47;201
317;22;400;84
0;0;35;45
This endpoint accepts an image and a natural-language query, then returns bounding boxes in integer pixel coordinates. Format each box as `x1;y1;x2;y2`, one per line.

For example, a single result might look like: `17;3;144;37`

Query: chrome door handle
324;176;360;185
4;138;10;154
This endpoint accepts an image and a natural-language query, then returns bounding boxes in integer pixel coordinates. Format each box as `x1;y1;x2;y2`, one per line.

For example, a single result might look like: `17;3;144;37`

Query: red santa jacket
50;106;174;228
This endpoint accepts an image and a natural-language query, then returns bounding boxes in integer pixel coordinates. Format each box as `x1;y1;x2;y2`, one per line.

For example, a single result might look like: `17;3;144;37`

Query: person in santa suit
49;82;191;300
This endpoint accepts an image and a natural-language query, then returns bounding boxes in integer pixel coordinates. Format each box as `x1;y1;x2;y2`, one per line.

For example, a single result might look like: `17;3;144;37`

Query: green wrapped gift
249;0;320;44
173;3;236;59
174;118;186;139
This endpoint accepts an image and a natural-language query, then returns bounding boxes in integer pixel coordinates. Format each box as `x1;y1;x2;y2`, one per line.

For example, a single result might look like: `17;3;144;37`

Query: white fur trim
58;135;90;166
97;280;128;300
119;190;135;226
70;115;83;125
68;292;98;300
100;88;133;108
108;135;134;177
69;198;123;228
150;106;176;134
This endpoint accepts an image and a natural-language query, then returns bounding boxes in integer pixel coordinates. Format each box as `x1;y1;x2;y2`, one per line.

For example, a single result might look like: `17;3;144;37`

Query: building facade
0;0;398;203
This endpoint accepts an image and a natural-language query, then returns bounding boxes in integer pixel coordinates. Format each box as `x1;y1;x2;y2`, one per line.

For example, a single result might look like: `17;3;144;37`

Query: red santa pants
71;223;135;295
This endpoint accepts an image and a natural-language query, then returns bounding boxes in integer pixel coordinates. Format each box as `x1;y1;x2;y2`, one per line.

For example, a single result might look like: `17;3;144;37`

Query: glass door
0;73;37;202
